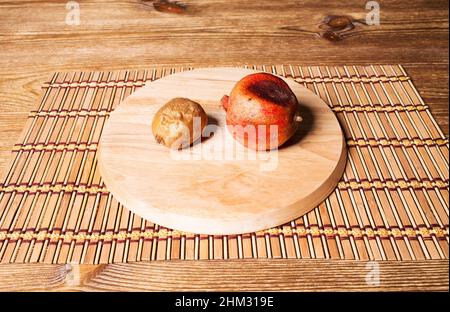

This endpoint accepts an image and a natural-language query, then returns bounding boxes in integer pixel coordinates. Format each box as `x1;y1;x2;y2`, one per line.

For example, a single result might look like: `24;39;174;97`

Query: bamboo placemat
0;65;448;264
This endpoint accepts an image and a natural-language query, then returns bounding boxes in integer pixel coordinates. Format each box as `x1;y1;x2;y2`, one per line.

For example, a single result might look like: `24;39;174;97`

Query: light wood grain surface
99;67;346;234
0;0;448;291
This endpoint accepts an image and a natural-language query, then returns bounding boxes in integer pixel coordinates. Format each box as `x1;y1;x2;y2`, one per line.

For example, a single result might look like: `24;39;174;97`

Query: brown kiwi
151;97;208;149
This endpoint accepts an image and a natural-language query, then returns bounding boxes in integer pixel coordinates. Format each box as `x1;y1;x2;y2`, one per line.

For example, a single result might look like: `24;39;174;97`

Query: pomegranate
221;72;302;150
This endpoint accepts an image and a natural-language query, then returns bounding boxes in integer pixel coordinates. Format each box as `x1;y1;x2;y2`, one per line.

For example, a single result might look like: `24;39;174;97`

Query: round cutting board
98;68;346;235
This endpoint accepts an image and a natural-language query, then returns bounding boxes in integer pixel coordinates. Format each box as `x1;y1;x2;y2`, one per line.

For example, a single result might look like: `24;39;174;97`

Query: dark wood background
0;0;448;291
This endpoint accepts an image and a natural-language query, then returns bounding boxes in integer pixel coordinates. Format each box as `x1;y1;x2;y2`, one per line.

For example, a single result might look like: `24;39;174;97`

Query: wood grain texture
99;68;346;234
0;0;448;173
0;0;448;291
0;260;448;291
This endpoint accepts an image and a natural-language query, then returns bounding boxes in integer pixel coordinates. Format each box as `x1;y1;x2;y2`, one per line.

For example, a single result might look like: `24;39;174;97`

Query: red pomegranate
221;72;302;150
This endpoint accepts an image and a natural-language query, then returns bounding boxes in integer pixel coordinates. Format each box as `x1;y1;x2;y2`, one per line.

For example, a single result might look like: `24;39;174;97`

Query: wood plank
0;1;448;177
0;0;448;291
0;259;447;291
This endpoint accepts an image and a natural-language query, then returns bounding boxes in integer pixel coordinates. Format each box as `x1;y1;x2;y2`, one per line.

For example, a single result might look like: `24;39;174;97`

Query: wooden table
0;0;448;291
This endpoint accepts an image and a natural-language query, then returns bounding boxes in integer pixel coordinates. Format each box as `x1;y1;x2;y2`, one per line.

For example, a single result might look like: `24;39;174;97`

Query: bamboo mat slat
0;65;448;264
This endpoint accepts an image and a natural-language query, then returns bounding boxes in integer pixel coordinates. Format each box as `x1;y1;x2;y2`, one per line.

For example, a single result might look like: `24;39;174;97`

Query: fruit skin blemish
221;73;302;151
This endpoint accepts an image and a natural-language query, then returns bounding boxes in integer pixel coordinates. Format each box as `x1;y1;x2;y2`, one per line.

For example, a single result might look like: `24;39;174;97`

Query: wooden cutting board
98;68;346;234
